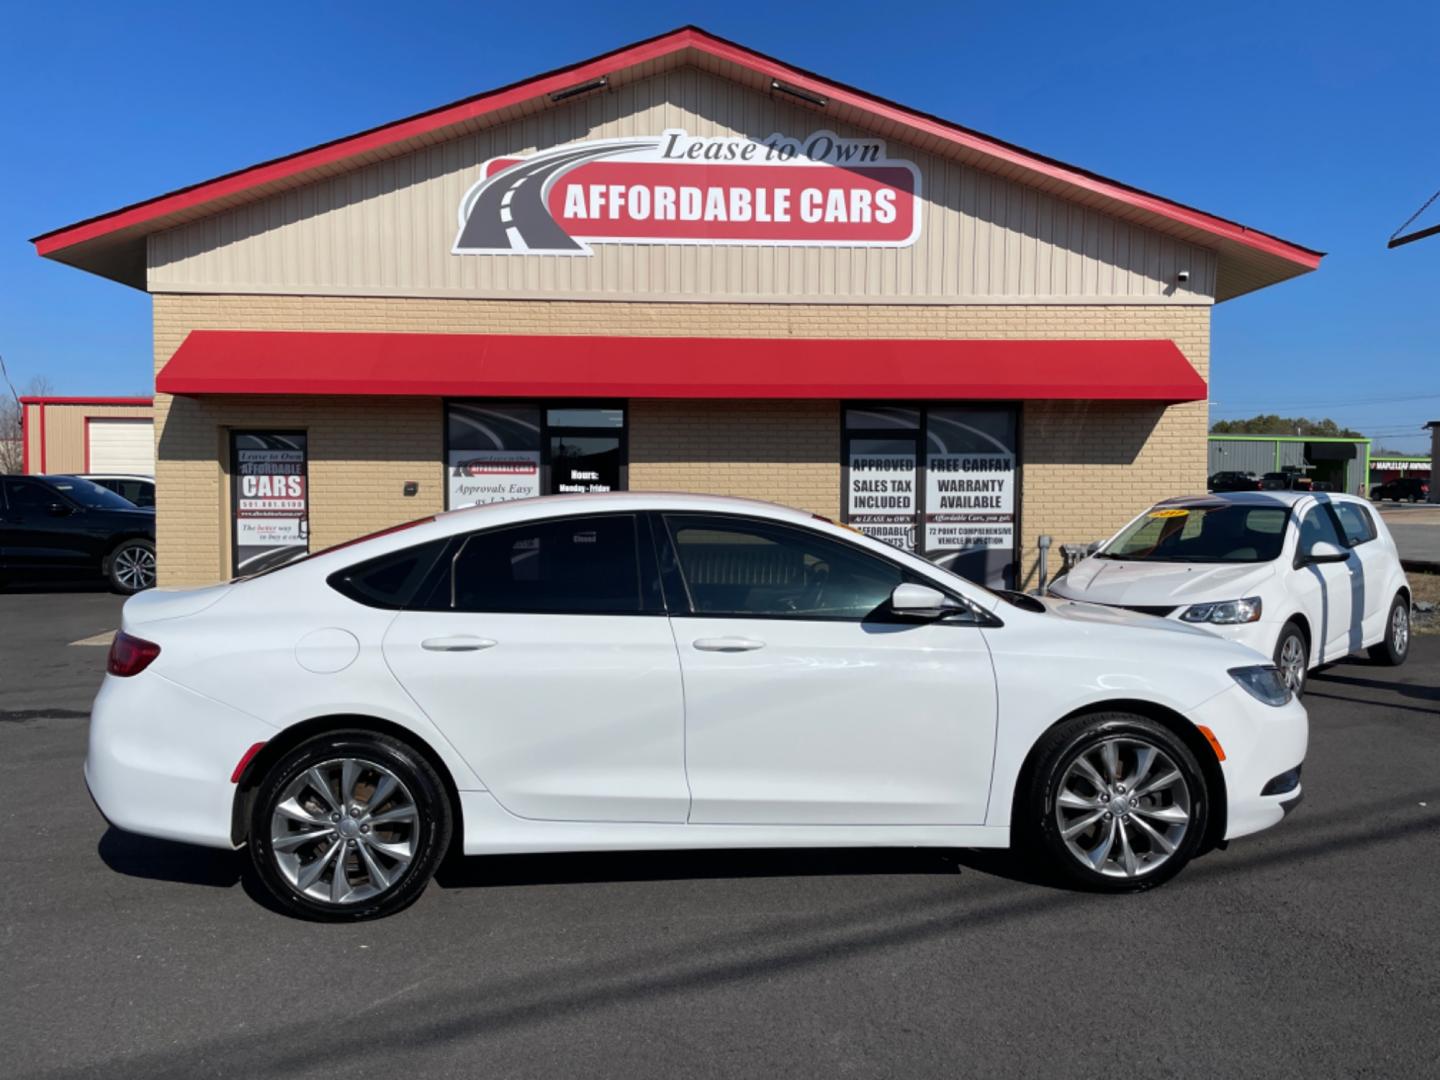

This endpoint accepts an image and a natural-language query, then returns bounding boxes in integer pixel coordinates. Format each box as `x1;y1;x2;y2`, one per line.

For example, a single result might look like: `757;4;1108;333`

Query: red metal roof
19;396;154;406
32;26;1320;298
156;331;1207;402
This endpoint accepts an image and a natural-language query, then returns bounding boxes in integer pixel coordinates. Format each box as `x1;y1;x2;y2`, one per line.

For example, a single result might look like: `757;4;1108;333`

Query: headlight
1229;665;1292;707
1181;596;1263;624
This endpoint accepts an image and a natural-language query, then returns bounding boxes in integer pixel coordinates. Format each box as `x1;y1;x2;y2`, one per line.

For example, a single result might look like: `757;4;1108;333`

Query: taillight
108;631;161;677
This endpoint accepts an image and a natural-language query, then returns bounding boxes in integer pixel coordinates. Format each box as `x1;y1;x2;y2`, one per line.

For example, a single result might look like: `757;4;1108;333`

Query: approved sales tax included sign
454;129;921;255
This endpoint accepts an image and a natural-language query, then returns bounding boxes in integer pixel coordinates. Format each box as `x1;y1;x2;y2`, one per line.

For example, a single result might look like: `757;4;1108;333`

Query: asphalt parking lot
3;590;1438;1079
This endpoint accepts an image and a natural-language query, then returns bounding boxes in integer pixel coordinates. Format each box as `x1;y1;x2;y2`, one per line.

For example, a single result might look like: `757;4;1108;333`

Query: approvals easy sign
454;129;921;255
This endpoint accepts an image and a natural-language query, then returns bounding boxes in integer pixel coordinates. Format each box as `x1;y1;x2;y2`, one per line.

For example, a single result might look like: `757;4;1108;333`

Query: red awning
156;331;1206;401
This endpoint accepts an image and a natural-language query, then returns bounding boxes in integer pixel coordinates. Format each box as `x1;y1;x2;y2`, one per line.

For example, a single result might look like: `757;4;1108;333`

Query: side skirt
458;791;1010;856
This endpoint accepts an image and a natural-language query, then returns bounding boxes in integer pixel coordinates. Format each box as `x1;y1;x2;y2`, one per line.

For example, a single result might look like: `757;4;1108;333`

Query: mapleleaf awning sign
453;129;921;255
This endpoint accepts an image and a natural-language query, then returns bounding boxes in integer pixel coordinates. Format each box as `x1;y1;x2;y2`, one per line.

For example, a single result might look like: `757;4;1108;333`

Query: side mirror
890;583;966;619
46;502;74;517
1303;540;1349;565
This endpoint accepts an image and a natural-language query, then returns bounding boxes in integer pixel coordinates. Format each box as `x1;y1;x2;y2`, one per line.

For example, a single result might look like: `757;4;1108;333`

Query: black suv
0;474;156;593
1371;476;1429;503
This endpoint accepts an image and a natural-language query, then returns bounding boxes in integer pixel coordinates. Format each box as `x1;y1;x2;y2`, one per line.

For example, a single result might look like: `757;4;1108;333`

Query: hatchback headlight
1181;596;1262;624
1229;665;1292;707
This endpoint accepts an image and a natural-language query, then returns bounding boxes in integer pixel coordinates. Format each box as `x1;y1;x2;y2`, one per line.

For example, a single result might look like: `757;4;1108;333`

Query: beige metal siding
148;67;1216;305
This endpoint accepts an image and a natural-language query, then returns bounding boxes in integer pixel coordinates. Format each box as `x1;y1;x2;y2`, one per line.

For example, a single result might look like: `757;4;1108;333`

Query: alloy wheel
269;758;419;905
1392;603;1409;657
1278;633;1306;694
1055;737;1192;879
114;545;156;591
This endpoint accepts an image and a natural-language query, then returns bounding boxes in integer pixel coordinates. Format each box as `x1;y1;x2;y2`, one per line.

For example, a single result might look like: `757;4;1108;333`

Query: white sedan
1049;492;1412;694
87;494;1306;920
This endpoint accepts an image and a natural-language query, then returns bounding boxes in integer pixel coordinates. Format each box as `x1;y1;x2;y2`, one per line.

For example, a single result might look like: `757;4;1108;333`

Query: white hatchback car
1049;492;1411;694
87;494;1307;920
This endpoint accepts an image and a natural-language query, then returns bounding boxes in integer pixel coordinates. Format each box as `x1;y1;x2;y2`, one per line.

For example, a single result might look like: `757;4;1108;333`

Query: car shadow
97;827;242;888
0;580;115;595
433;845;1060;891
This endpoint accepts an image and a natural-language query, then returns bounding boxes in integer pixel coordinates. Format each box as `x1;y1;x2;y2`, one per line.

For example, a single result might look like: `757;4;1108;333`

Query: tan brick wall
629;400;840;518
154;293;1207;586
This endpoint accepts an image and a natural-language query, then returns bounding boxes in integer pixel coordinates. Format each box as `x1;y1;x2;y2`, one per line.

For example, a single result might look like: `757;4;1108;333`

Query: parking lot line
69;631;115;647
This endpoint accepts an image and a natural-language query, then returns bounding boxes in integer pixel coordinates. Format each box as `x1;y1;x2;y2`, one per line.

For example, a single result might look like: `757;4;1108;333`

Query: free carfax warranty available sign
454;129;921;255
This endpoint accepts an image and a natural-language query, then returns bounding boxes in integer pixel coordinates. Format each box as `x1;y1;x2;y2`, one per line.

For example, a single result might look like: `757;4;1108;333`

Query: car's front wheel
248;732;452;921
1367;594;1410;667
1273;621;1309;696
1022;713;1208;892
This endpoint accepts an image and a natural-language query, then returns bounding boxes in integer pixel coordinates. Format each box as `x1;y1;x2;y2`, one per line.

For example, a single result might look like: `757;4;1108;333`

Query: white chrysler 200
87;494;1307;920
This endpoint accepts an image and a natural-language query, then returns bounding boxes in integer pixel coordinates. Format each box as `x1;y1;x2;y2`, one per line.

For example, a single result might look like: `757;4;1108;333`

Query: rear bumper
1188;685;1308;841
85;671;277;850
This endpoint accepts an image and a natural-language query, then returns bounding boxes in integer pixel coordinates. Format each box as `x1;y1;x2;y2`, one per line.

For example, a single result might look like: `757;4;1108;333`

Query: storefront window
843;404;1018;587
445;401;626;509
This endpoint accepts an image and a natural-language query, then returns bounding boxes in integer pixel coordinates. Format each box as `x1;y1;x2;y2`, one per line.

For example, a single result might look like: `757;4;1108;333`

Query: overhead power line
1389;188;1440;249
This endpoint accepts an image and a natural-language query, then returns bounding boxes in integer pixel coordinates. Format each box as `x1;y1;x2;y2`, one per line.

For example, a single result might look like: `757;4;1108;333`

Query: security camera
1177;270;1191;283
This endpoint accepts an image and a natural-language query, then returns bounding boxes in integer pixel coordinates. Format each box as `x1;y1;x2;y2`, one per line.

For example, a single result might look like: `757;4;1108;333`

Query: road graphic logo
453;129;921;255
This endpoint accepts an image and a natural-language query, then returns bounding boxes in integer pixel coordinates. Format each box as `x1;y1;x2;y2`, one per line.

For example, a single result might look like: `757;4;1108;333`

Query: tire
247;731;452;921
1019;712;1208;893
1273;621;1309;697
1367;594;1411;667
105;539;156;594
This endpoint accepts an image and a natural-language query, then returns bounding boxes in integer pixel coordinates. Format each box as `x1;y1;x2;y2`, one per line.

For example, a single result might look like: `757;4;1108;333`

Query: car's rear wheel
106;539;155;594
1022;713;1208;892
248;732;451;921
1367;595;1410;666
1273;621;1309;696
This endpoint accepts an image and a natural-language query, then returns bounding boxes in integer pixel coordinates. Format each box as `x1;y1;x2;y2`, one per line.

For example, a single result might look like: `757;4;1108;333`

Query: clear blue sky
3;1;1436;450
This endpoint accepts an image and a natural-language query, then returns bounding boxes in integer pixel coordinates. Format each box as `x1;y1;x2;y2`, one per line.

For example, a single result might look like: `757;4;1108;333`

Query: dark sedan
0;475;156;593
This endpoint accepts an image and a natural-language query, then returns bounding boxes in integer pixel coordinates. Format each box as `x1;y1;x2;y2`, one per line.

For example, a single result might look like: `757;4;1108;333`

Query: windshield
1100;504;1290;563
48;476;142;511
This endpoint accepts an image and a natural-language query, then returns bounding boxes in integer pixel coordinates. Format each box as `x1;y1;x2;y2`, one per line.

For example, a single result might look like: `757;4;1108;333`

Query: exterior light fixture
771;80;827;108
550;76;608;103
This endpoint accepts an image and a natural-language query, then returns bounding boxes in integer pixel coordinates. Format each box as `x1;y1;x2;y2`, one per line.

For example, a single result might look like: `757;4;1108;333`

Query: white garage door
88;418;155;474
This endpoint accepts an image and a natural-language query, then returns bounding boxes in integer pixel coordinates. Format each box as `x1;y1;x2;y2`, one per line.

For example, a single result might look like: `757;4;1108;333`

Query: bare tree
0;374;55;474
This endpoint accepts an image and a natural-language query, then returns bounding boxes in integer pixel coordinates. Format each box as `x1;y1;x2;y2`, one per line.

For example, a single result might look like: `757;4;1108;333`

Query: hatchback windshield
1100;503;1290;563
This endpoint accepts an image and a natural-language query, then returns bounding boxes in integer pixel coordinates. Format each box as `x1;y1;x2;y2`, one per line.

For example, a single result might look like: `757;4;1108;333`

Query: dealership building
32;27;1321;587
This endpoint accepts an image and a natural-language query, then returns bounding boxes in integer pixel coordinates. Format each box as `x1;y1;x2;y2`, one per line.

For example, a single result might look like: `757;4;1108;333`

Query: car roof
437;490;822;525
1155;490;1369;509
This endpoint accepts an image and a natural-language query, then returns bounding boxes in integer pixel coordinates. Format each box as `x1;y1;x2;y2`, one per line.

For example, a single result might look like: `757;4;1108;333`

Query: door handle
421;636;497;652
692;636;766;653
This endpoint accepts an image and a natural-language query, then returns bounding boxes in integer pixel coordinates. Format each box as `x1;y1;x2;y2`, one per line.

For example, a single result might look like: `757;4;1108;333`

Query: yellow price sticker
1147;508;1190;519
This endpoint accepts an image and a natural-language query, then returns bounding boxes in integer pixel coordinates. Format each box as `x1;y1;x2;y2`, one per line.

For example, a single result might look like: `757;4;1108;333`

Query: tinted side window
328;538;451;610
5;480;58;512
665;515;904;619
1333;503;1377;546
1297;506;1344;553
437;515;643;614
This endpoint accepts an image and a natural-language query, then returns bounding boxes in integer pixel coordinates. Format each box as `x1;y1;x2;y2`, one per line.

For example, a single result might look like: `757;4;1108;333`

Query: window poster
446;404;542;509
923;407;1017;587
232;432;309;577
549;434;622;495
847;438;918;552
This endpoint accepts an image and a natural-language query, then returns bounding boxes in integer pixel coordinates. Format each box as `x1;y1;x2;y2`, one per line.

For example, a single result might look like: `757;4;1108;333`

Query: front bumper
1182;618;1282;661
1188;684;1308;841
86;671;277;849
